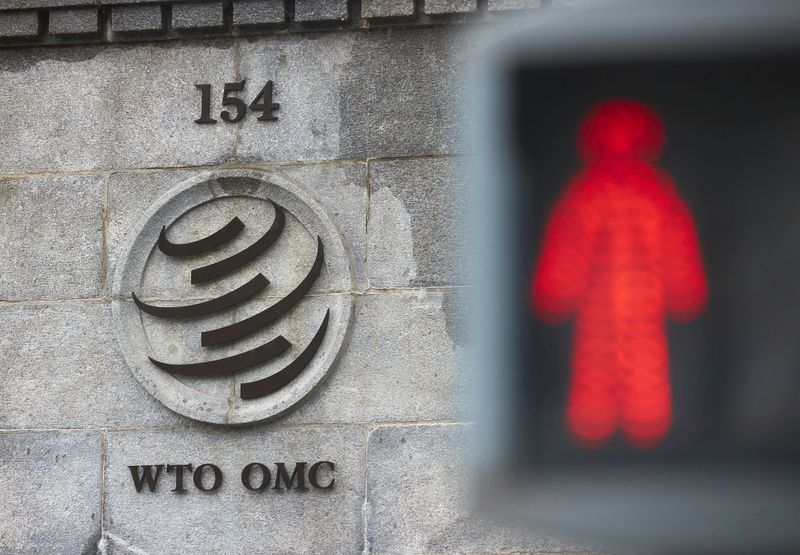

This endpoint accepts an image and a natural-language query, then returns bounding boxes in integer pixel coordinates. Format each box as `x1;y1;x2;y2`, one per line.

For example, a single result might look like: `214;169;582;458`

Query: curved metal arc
158;216;245;258
191;202;285;284
149;335;291;376
240;309;330;400
201;236;324;347
131;274;269;319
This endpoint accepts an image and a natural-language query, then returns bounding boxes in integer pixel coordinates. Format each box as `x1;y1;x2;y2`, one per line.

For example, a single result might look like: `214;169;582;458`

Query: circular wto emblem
112;170;354;424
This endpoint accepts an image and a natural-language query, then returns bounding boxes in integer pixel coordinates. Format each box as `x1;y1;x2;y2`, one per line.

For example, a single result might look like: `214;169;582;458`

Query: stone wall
0;2;597;553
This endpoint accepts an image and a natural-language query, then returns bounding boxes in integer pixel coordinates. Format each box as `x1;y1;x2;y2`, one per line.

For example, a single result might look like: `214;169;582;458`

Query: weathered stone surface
111;4;162;32
0;41;236;174
425;0;476;14
237;33;354;162
0;432;101;554
237;26;465;162
283;290;470;424
368;157;467;288
172;1;224;29
104;426;366;554
366;425;595;554
0;10;38;37
488;0;541;9
48;7;98;34
232;0;284;25
294;0;348;22
361;0;414;18
0;302;186;428
0;175;102;301
107;163;367;294
1;0;86;10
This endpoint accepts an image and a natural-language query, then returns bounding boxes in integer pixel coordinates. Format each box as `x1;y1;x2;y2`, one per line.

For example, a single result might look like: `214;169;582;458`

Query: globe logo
112;171;354;424
131;201;327;401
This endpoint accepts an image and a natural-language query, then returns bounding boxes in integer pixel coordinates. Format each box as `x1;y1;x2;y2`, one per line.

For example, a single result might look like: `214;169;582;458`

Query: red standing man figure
531;99;708;449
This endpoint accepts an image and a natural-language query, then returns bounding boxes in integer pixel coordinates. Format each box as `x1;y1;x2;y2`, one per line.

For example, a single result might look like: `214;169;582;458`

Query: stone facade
0;1;599;553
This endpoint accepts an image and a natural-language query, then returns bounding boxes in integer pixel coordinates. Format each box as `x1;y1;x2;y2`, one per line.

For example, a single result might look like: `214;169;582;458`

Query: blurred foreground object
474;1;800;553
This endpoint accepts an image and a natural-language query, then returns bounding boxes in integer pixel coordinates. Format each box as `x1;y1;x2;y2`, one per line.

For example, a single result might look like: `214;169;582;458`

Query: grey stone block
366;425;595;554
172;1;224;29
0;10;38;37
362;0;415;18
0;175;102;301
339;27;466;159
48;7;98;35
111;4;162;33
488;0;542;9
425;0;476;14
368;157;467;288
106;162;367;295
0;41;236;173
283;290;470;424
0;432;101;554
237;27;465;162
294;0;348;22
0;0;85;10
0;302;186;428
104;426;366;553
232;0;284;26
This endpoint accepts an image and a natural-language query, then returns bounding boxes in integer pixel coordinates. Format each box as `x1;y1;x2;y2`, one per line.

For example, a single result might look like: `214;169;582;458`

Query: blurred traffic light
474;1;800;552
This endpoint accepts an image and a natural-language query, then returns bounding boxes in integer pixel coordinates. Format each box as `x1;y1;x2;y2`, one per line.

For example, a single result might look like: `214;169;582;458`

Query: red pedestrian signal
530;99;708;449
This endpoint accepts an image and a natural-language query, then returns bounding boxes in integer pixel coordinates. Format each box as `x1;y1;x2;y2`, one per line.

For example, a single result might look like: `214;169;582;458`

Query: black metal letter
166;463;193;493
194;84;216;124
249;81;280;121
129;465;165;493
309;461;335;489
241;462;271;491
193;463;223;492
272;462;307;490
221;80;247;123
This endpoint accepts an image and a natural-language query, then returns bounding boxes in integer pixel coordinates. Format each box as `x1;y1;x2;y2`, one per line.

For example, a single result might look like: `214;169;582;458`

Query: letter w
129;465;165;492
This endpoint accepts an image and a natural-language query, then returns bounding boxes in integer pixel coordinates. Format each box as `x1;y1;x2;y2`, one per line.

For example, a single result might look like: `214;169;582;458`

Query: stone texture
368;157;467;288
237;26;465;162
0;432;101;554
1;0;86;9
425;0;476;14
283;290;470;424
0;175;103;301
104;426;366;554
366;425;594;554
294;0;348;22
0;302;187;428
362;0;415;18
0;41;236;173
111;4;162;32
0;10;38;37
488;0;541;9
172;1;224;30
232;0;284;26
106;163;367;294
48;7;98;35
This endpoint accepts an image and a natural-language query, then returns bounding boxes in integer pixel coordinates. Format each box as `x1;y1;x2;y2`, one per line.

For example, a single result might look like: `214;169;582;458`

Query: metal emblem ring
112;170;354;424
